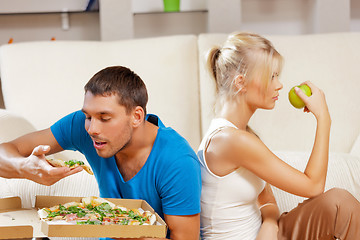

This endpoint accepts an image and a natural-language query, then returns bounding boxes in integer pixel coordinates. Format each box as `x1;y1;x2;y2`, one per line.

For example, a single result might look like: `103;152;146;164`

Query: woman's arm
256;184;279;240
297;81;331;194
206;81;331;198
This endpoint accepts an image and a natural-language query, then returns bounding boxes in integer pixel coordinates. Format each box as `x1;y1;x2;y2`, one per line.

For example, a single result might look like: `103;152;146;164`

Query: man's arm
164;213;200;240
0;128;82;185
115;213;200;240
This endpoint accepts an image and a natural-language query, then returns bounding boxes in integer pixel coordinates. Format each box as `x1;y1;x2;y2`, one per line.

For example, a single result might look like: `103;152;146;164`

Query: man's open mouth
93;140;107;149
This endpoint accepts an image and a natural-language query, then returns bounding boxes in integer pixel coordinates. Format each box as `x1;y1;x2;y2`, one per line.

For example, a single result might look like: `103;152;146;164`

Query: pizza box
0;195;167;239
0;196;44;239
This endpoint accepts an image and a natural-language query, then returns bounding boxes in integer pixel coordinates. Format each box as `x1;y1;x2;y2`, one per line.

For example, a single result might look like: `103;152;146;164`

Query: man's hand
20;145;83;186
0;128;82;186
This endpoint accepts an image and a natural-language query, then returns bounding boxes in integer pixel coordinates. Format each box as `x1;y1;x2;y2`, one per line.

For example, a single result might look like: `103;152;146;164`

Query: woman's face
245;71;283;110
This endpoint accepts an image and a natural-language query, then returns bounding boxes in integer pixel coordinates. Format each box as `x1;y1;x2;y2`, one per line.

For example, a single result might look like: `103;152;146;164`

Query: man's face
82;91;132;158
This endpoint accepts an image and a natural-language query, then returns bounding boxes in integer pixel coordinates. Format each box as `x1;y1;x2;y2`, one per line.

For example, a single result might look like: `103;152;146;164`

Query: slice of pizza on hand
38;196;157;226
46;158;93;175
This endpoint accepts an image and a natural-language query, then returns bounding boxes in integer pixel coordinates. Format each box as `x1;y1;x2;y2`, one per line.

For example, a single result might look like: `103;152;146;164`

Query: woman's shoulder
213;126;259;147
207;127;264;166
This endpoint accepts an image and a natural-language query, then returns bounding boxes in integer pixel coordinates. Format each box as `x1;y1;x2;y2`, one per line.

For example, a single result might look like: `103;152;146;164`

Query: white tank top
197;118;266;240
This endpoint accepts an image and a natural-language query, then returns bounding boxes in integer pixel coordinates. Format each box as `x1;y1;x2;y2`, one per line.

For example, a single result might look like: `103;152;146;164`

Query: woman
197;32;360;240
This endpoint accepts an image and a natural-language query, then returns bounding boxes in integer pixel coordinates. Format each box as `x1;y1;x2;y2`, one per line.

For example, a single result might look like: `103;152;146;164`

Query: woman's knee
324;188;354;203
320;188;359;212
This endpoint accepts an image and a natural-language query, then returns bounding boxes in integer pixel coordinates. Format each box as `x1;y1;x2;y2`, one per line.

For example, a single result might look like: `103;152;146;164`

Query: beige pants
278;188;360;240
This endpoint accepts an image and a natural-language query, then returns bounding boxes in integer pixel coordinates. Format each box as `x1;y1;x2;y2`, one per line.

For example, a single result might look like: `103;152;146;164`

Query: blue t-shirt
50;111;201;220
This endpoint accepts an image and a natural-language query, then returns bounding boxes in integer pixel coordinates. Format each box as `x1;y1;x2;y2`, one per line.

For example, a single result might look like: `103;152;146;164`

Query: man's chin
95;149;114;159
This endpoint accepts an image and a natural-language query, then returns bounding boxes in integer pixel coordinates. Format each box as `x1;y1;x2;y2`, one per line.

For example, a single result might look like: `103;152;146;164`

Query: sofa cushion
272;151;360;213
0;35;201;150
198;32;360;153
0;109;36;143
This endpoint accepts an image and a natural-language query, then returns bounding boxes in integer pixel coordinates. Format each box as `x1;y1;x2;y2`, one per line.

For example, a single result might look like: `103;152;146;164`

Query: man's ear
132;106;145;128
234;75;246;93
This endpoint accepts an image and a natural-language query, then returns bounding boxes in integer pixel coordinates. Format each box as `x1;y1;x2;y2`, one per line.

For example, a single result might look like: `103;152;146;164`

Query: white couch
1;32;360;220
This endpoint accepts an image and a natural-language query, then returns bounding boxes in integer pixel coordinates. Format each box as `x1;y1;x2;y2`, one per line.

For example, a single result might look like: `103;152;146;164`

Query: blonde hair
207;32;284;115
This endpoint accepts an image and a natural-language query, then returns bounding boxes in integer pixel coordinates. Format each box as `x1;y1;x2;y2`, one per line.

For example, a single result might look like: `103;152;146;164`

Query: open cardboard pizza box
0;195;167;239
0;196;40;239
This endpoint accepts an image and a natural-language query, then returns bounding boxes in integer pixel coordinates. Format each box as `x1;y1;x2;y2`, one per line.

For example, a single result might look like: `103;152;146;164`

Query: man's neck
115;120;158;182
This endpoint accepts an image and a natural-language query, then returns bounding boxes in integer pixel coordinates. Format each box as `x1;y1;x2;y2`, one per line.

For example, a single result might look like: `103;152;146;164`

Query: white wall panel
0;0;89;13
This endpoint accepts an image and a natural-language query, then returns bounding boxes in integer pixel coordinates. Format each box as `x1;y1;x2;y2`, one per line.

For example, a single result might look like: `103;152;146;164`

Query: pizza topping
46;158;94;175
38;197;157;226
64;159;85;168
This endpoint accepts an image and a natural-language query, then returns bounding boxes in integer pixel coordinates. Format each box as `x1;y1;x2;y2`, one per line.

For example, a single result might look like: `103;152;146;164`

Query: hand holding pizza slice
46;158;93;175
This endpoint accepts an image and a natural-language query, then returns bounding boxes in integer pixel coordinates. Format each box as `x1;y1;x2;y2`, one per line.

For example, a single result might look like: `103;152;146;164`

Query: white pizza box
0;195;167;239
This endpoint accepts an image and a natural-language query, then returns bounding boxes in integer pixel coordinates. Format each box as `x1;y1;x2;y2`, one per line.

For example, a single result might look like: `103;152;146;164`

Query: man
0;66;201;240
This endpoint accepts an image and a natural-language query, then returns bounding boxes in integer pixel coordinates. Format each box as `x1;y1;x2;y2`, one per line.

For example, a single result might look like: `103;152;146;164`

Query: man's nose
87;120;100;135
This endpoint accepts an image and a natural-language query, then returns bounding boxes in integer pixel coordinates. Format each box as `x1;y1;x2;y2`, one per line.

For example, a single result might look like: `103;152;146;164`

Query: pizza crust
46;158;94;175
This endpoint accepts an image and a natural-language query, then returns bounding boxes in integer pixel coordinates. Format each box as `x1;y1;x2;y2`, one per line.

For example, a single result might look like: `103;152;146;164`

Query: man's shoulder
147;114;190;148
157;127;194;153
154;129;199;169
54;110;85;125
146;113;198;158
70;110;86;121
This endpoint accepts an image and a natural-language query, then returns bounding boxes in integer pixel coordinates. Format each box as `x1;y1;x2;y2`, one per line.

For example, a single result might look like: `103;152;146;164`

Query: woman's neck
219;100;255;131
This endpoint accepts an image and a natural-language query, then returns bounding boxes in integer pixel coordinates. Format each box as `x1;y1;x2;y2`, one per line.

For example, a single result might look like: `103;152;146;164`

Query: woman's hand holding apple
289;84;312;109
292;81;330;121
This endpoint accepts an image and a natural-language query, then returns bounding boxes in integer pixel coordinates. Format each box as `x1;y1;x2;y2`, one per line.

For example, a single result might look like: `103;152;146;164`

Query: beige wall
0;0;360;108
134;11;207;39
0;0;359;45
0;12;101;45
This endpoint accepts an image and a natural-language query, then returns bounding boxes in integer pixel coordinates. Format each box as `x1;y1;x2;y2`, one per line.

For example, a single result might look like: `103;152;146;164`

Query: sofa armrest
0;109;36;143
350;134;360;158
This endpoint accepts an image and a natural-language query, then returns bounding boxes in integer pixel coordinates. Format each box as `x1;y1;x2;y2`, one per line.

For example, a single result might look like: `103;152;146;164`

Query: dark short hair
84;66;148;115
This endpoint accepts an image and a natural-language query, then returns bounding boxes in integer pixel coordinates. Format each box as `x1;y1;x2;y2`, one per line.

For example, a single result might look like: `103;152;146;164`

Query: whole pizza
38;196;156;226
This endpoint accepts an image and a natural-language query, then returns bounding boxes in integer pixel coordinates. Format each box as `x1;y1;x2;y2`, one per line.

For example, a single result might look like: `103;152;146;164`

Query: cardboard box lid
0;197;45;239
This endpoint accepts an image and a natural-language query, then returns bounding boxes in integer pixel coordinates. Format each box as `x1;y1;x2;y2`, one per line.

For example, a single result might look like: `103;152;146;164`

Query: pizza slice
46;158;93;175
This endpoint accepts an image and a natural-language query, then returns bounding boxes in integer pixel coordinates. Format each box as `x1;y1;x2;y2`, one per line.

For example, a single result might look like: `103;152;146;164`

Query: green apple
288;84;312;109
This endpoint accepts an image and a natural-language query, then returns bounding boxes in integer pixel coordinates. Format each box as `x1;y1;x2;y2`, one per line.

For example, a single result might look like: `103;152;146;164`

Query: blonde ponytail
206;47;221;91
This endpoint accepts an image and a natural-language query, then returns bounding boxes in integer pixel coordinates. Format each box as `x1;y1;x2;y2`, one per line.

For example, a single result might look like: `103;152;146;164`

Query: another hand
20;145;83;186
295;81;330;121
256;219;278;240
